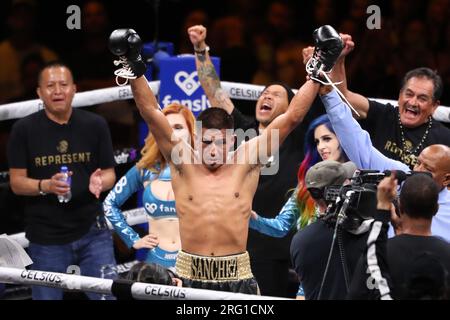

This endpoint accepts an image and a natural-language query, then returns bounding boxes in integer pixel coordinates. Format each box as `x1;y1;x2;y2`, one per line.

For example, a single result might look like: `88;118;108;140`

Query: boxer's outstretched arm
303;34;369;119
130;77;178;161
109;28;186;163
188;25;235;114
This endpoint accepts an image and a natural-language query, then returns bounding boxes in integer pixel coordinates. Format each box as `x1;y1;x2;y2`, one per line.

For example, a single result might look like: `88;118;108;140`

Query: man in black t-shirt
304;35;450;169
188;25;327;297
7;62;117;300
349;174;450;300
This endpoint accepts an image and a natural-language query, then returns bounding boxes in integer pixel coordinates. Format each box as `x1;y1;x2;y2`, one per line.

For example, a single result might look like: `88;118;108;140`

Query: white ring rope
0;266;290;300
0;80;448;122
5;208;292;300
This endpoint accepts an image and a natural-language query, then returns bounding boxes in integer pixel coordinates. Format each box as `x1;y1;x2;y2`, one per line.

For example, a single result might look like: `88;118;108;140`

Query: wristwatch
38;179;47;196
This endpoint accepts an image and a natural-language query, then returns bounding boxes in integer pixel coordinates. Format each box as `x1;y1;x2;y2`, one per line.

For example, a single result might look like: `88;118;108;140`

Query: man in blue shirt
320;87;450;242
303;36;450;169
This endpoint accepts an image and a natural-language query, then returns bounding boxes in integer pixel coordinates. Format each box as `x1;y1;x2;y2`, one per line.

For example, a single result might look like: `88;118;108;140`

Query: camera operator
348;173;450;300
290;160;374;300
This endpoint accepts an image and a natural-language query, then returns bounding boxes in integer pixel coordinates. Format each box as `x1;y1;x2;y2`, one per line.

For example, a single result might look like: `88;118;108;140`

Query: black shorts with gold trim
175;250;259;295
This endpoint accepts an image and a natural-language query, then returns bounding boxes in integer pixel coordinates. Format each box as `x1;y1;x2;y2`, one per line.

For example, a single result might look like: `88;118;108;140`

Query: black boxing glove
308;25;343;80
109;29;147;82
313;25;343;72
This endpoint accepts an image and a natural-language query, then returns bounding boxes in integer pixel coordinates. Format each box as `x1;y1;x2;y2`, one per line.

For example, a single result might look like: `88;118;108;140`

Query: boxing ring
0;266;287;300
1;80;449;300
3;207;289;300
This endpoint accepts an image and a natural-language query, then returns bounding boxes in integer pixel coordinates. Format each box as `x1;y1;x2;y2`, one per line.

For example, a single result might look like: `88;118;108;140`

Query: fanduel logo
174;71;200;96
146;203;158;214
161;94;211;113
145;203;176;214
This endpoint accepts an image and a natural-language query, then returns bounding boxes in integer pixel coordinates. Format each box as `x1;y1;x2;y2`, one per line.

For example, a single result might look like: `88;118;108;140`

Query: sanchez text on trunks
191;256;238;281
176;251;253;282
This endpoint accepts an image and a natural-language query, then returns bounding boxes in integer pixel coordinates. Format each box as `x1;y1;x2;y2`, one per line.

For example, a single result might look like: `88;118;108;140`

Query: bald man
318;87;450;241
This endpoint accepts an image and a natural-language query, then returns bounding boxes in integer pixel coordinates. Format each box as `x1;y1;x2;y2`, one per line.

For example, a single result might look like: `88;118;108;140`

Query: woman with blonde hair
104;103;195;268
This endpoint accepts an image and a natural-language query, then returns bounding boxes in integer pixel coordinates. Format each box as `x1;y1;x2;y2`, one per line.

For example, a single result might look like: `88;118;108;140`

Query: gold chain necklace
397;111;432;156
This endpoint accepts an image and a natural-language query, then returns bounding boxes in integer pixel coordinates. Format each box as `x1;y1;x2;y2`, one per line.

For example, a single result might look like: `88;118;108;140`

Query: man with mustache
303;34;450;170
318;84;450;242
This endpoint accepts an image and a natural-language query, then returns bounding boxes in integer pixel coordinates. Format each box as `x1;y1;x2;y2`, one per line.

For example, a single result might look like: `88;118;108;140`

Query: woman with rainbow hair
250;114;349;234
249;114;348;298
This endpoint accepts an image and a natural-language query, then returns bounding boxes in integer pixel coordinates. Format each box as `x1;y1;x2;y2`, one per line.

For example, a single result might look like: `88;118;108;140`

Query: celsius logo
174;71;200;96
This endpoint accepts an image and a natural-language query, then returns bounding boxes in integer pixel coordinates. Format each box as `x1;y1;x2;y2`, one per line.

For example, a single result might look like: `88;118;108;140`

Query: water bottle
57;166;72;203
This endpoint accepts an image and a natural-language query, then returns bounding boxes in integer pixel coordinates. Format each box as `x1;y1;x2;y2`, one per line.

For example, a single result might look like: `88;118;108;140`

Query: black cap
305;161;357;189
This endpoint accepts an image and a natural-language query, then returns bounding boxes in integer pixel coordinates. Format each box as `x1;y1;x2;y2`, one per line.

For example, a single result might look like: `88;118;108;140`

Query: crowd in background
1;0;450;251
1;0;450;301
1;0;450;106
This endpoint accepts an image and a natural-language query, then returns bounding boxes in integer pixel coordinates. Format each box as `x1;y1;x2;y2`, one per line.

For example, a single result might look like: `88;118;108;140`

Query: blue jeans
27;217;117;300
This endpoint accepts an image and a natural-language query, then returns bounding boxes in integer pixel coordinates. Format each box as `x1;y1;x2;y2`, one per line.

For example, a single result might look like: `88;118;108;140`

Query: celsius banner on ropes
158;55;220;117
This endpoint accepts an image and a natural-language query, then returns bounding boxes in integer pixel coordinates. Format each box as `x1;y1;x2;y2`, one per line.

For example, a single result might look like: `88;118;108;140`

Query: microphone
383;170;409;183
337;190;354;225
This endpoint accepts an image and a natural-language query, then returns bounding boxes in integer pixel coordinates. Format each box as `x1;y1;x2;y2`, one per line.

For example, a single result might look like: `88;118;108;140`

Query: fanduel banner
159;55;220;117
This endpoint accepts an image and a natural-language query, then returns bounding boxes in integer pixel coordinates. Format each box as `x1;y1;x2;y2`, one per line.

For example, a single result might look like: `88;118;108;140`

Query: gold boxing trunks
175;251;253;282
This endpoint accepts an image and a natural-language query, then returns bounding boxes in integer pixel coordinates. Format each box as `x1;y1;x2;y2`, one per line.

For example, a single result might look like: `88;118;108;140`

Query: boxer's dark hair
197;107;234;130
